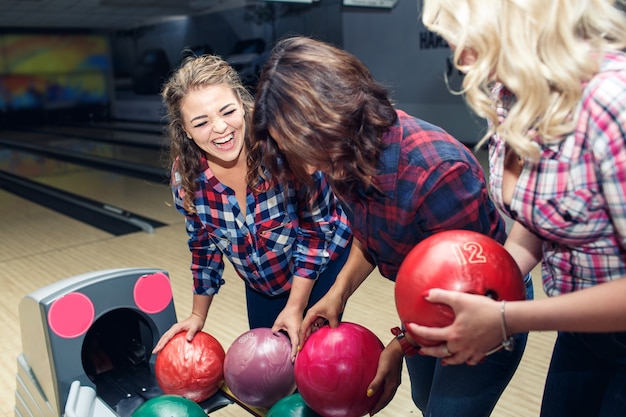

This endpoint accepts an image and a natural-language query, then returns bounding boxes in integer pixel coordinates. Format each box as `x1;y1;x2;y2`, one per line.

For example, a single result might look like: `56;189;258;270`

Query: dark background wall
0;0;484;144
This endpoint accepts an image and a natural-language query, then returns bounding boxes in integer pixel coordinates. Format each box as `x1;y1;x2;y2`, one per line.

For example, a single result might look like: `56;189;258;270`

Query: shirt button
322;250;330;257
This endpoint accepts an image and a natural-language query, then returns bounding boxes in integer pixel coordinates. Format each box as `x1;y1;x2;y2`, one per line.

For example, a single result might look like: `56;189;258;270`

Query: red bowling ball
223;328;296;409
155;331;225;402
395;229;526;347
294;322;384;417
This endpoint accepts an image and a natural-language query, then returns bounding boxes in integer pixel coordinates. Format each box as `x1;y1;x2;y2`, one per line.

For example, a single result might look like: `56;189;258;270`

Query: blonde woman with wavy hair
411;1;626;416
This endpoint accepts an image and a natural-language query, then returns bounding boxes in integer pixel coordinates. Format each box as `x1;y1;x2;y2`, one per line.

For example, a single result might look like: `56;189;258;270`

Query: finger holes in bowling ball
484;289;499;299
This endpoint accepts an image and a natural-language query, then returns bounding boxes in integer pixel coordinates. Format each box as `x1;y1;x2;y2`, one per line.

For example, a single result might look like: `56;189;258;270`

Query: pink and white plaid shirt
489;51;626;296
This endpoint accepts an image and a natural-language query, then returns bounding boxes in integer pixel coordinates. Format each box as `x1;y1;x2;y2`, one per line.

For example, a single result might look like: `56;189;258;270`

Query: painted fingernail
366;388;375;397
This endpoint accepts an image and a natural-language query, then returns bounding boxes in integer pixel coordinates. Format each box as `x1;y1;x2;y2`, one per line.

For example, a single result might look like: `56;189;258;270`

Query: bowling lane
16;123;167;149
72;119;166;135
0;147;180;228
0;189;112;263
0;129;165;167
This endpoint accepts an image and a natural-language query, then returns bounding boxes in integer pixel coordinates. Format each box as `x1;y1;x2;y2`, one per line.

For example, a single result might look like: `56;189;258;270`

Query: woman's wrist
191;311;206;321
485;300;515;355
391;326;420;357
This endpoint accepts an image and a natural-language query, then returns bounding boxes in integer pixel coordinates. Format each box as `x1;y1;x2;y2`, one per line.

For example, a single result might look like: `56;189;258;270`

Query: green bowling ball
266;393;321;417
131;395;206;417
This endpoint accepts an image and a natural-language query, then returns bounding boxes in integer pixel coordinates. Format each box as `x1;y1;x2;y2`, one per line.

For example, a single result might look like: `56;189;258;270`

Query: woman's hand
272;305;303;361
406;289;503;365
366;339;404;415
152;313;205;354
299;287;346;343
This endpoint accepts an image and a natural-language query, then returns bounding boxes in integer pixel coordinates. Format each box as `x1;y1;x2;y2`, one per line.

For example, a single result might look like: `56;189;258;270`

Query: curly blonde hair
162;54;254;212
422;0;626;157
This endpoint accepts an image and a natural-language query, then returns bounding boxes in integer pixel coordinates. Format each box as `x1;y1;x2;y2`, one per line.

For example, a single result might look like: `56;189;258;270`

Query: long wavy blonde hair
422;0;626;157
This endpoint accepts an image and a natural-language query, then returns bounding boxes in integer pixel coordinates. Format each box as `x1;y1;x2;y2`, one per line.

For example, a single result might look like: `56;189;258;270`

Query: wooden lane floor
0;142;177;226
0;189;113;263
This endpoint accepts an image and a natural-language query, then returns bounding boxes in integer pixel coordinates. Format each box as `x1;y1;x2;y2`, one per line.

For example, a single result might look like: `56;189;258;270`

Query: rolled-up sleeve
173;180;226;295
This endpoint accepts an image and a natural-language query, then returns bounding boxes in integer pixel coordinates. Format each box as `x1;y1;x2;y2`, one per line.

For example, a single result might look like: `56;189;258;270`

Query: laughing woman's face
181;84;246;168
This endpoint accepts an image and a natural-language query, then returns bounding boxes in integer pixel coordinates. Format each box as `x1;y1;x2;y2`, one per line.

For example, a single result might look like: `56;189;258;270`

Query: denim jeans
406;274;534;417
245;239;351;329
540;331;626;417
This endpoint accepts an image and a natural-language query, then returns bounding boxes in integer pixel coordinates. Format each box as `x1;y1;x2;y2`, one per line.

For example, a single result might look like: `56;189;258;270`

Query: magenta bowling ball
223;328;296;409
294;322;384;417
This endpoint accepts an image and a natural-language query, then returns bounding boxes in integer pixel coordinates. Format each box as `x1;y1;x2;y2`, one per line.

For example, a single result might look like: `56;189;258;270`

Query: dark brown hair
249;36;397;200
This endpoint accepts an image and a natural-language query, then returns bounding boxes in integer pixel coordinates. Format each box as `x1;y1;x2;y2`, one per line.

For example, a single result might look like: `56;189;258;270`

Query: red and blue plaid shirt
173;158;352;296
489;51;626;296
342;110;506;281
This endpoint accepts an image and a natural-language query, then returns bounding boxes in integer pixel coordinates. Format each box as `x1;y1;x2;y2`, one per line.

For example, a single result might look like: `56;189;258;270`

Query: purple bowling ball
224;328;296;409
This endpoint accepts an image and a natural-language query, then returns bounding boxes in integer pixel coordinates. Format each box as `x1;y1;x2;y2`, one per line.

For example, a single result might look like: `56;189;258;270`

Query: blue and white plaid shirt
173;158;352;296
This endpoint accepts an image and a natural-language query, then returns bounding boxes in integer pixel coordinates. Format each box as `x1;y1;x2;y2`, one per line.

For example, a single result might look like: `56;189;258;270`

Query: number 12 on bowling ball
395;230;526;347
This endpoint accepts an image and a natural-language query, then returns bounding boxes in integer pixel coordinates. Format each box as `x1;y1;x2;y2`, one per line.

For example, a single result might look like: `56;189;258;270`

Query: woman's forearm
504;221;542;276
191;293;213;322
506;278;626;334
331;239;376;302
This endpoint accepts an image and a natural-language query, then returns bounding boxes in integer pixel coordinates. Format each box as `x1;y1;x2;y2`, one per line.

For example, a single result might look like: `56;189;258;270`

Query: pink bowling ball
223;328;296;409
294;322;384;417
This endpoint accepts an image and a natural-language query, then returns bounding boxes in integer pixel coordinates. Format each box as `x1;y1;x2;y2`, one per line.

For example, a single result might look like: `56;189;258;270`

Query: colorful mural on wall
0;34;110;111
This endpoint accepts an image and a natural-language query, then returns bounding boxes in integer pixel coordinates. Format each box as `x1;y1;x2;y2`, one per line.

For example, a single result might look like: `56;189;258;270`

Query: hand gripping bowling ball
294;322;384;417
155;331;226;402
395;229;526;347
267;393;322;417
131;394;206;417
223;328;296;409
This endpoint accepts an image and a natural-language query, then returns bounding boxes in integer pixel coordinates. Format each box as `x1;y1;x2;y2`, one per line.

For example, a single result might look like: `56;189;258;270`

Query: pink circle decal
48;292;95;339
134;272;172;314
